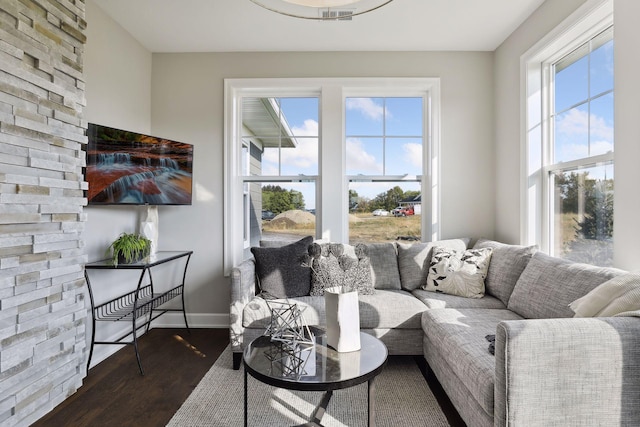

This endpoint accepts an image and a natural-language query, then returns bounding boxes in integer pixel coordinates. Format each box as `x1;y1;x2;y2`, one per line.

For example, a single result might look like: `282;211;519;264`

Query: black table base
242;329;387;427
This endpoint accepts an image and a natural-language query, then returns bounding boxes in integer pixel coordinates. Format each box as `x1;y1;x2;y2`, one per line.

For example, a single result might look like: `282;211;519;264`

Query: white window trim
223;77;441;275
520;0;613;253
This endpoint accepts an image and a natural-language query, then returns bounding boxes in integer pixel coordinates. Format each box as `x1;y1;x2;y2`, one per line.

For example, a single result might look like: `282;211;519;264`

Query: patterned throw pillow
346;244;375;295
307;243;374;296
423;247;493;299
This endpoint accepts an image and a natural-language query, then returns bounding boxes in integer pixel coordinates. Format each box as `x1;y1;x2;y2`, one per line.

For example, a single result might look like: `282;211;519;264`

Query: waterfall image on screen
85;124;193;205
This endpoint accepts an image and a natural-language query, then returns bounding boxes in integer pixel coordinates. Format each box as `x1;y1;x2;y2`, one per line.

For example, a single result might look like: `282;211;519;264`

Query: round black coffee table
243;328;388;426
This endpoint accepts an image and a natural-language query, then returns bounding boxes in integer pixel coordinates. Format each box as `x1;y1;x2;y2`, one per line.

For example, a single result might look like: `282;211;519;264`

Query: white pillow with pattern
423;247;493;299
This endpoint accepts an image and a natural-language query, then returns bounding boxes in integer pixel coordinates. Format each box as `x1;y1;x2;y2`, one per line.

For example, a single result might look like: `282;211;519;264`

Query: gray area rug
168;346;450;426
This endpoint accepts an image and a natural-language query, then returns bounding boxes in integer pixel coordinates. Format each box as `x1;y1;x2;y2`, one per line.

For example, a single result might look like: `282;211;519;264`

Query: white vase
324;286;360;352
139;205;159;255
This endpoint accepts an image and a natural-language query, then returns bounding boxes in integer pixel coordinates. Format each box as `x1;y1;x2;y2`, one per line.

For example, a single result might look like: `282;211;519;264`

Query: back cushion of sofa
366;243;401;290
397;238;470;291
472;239;537;306
508;252;625;319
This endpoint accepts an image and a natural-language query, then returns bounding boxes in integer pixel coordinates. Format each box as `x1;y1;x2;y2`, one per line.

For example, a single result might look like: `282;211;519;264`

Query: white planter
139;205;159;255
324;286;360;352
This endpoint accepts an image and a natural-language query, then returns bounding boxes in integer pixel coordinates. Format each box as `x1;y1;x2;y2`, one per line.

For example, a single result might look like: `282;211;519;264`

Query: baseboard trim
151;312;229;328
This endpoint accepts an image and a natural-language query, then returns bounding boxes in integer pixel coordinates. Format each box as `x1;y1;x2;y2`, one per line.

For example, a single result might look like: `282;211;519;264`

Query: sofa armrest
494;317;640;427
229;258;258;353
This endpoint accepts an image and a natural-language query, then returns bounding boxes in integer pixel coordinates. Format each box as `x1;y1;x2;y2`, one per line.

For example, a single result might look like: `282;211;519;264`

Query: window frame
521;0;613;255
224;78;441;274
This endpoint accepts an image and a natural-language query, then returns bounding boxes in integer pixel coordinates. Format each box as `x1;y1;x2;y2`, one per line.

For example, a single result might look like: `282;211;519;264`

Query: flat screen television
85;123;193;205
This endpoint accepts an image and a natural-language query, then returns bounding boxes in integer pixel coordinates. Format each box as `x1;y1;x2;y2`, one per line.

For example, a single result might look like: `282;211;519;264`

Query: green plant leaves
107;233;151;266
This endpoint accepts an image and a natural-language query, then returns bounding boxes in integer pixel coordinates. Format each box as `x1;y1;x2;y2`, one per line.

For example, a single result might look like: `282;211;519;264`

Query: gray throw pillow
251;236;314;299
397;238;470;291
366;243;401;290
472;239;537;305
508;252;625;319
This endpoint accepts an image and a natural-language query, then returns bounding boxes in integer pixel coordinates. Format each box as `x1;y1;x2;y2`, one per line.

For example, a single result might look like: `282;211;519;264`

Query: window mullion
541;61;553;254
546;152;614;174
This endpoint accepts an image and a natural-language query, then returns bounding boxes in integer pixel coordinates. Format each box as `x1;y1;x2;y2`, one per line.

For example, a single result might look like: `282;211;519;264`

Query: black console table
84;251;193;375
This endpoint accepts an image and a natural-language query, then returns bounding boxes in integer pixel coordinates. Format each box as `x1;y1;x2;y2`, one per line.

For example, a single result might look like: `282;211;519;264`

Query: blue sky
554;36;613;163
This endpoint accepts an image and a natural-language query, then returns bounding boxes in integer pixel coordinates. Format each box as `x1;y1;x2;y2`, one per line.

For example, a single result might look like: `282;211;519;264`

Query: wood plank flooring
33;328;228;427
33;328;465;427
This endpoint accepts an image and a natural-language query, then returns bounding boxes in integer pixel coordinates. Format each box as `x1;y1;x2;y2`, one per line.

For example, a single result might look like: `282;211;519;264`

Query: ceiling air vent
321;9;353;21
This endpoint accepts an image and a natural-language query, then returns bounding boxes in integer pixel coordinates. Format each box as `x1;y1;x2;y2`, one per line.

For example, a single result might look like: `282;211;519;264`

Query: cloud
555;108;613;161
346;138;382;174
590;115;614;142
260;155;279;175
589;139;614;156
292;119;318;137
555;143;588;163
556;108;613;142
403;143;422;169
282;120;318;171
346;98;388;121
262;119;319;173
280;139;317;170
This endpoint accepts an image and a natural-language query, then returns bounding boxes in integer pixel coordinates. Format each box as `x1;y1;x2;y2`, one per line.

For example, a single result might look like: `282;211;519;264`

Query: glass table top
85;251;192;269
243;328;388;391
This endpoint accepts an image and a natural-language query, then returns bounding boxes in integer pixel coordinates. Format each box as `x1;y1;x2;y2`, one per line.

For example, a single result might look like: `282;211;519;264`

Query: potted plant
107;233;151;266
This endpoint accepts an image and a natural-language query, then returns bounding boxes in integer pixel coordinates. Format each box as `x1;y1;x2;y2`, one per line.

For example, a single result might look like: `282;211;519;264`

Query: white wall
84;0;152;261
151;51;496;316
493;0;587;245
83;0;153;366
494;0;640;270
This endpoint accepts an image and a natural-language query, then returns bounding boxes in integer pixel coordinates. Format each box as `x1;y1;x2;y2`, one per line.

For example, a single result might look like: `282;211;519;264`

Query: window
224;78;440;273
346;97;424;244
523;0;613;266
240;97;319;256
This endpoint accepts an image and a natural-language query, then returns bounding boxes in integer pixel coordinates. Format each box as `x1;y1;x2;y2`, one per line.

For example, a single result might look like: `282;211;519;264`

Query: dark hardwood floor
34;328;465;427
33;328;229;427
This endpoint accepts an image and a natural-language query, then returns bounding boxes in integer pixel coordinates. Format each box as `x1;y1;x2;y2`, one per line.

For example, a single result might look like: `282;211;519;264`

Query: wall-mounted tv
85;123;193;205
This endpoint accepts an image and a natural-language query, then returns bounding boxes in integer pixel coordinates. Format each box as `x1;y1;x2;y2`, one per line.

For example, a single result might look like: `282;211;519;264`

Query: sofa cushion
366;243;401;290
412;289;506;309
424;247;493;298
421;308;524;415
250;235;313;298
358;289;427;328
508;252;625;319
243;290;426;330
397;238;470;291
473;239;537;306
243;295;325;329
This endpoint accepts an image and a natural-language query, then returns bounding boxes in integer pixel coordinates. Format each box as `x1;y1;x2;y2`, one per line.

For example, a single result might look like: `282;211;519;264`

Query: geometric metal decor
264;300;315;348
263;344;316;379
262;300;316;380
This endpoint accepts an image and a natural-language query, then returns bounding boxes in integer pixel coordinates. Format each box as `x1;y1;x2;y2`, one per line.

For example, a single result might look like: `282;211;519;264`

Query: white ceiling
94;0;546;53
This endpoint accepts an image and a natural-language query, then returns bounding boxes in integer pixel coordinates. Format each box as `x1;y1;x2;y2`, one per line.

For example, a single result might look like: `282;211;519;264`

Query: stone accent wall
0;0;88;425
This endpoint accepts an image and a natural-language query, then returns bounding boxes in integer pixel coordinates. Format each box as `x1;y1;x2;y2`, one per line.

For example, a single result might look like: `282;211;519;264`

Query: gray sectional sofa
230;238;640;426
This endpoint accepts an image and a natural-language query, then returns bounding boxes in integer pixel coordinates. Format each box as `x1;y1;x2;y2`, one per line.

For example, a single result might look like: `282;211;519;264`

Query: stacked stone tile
0;0;88;425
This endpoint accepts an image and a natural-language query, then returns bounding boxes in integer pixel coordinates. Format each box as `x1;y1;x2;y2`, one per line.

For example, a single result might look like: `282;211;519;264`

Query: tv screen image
85;124;193;205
